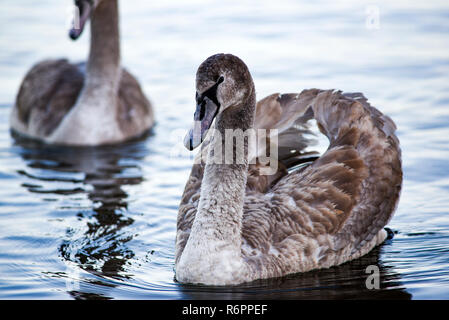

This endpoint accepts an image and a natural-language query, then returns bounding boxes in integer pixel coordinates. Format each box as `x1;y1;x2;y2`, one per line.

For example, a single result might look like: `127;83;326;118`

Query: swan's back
177;88;402;279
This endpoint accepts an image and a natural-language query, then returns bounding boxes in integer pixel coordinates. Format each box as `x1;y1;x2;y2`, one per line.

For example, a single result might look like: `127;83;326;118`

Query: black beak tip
189;139;194;151
69;29;80;40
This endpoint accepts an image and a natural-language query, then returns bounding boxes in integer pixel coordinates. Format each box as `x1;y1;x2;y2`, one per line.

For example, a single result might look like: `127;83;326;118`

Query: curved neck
86;0;120;89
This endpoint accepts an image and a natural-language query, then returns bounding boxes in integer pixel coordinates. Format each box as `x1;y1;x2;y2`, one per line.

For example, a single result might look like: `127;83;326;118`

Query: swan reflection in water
12;133;411;299
13;133;152;299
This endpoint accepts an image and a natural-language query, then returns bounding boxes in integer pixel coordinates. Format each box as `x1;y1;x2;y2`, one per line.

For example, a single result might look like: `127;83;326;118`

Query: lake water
0;0;449;299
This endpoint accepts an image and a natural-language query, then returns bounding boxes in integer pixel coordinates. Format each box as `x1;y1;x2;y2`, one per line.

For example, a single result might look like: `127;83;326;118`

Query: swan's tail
308;89;402;257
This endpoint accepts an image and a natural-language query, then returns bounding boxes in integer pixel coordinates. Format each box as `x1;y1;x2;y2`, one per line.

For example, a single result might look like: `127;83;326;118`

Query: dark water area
0;0;449;299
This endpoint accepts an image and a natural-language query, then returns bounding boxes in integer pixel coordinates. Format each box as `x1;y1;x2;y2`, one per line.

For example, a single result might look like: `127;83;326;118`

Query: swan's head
69;0;102;40
184;53;254;150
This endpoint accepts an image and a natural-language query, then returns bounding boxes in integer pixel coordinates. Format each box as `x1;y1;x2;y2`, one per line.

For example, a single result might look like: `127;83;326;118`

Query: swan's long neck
198;102;256;241
84;0;120;100
50;0;122;144
176;91;256;285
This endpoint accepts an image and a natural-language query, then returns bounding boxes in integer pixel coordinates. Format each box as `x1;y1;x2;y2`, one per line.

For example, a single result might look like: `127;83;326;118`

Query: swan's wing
254;91;320;164
246;160;288;193
271;90;402;253
117;68;154;137
12;59;84;138
245;91;322;193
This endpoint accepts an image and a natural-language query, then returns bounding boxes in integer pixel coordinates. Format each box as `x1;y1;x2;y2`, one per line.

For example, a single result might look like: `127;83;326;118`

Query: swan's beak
184;97;219;151
69;0;93;40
